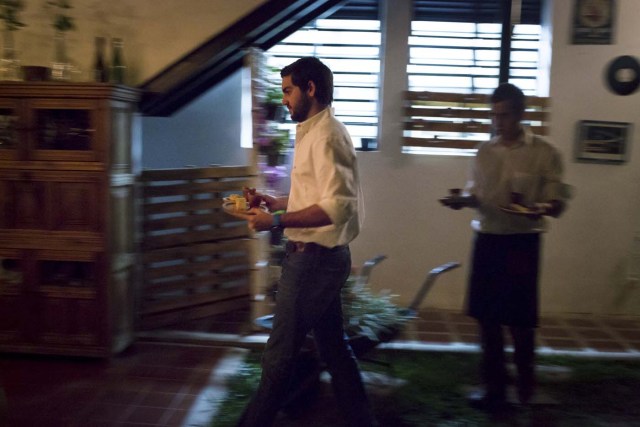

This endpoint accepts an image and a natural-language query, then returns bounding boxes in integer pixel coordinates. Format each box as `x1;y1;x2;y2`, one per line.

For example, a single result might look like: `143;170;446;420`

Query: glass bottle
1;29;21;81
93;36;108;83
110;38;125;84
51;31;72;81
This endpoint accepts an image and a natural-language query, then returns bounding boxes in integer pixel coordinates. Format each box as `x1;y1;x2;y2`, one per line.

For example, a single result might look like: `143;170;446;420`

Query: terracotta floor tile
574;328;615;340
539;327;572;338
2;312;640;426
78;402;130;422
617;329;640;340
540;338;583;349
139;391;181;408
585;340;628;351
416;332;452;343
563;318;600;328
163;408;189;426
123;405;169;424
415;320;450;333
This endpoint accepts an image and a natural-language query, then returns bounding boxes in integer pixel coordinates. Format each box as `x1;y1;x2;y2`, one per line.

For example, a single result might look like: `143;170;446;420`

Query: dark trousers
479;321;535;402
236;243;375;427
469;233;541;403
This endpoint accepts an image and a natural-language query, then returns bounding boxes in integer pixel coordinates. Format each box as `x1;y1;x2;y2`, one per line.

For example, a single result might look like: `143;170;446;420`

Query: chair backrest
353;254;387;291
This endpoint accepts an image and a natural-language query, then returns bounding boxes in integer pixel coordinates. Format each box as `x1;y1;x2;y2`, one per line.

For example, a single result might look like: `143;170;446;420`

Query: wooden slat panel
143;270;250;295
142;178;254;197
405;107;547;122
144;253;248;281
139;166;256;329
405;90;549;108
141;239;251;264
139;165;256;182
141;283;250;314
139;297;249;330
141;225;249;251
143;213;226;232
405;120;491;134
403;137;481;149
142;198;223;215
403;90;550;149
404;121;547;136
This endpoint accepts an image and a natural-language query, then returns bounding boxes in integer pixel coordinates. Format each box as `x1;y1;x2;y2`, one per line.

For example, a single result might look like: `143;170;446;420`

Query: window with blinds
405;0;545;155
265;1;381;150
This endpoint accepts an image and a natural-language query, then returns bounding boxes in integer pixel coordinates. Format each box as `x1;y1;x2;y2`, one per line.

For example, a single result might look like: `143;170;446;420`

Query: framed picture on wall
571;0;616;44
575;120;631;164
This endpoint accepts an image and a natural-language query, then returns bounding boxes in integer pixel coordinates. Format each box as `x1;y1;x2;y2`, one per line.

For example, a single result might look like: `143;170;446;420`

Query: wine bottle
111;38;125;84
93;36;108;83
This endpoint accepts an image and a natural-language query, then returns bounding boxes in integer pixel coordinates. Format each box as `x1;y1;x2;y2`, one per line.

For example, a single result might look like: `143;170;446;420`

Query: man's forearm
279;204;332;228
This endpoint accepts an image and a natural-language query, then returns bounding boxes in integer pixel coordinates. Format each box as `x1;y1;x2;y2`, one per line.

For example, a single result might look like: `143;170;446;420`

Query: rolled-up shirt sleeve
314;133;359;226
542;147;566;202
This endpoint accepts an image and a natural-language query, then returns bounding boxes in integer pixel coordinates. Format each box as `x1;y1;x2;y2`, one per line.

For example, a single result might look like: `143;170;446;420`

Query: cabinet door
0;98;22;161
33;250;105;350
0;170;103;232
0;249;27;344
27;99;104;162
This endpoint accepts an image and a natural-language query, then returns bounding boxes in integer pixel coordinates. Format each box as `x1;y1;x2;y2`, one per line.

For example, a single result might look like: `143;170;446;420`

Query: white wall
16;0;265;84
11;0;640;317
350;0;640;317
141;70;250;169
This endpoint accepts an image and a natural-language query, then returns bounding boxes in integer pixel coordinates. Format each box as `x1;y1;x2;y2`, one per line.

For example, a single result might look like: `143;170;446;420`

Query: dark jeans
237;243;375;427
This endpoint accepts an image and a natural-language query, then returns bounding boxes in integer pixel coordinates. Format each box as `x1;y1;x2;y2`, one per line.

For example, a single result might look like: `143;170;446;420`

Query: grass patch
209;351;640;426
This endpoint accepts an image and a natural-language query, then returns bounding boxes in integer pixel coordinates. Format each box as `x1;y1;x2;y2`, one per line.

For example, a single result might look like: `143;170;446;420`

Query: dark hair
491;83;526;115
280;57;333;105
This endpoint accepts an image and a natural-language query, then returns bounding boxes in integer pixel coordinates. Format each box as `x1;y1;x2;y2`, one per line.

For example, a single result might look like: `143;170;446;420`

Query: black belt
285;240;345;253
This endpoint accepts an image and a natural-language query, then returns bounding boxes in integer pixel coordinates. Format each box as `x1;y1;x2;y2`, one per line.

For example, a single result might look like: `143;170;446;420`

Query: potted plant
0;0;26;81
258;124;289;166
46;0;75;81
262;66;285;122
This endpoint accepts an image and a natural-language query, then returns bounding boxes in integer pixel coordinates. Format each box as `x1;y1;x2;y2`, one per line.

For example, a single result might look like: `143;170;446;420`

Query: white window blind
405;0;544;154
266;18;381;150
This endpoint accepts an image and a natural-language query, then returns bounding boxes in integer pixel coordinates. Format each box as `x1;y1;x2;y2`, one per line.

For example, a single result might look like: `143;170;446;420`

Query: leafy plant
263;65;282;106
342;278;414;343
0;0;26;31
257;125;289;157
46;0;74;32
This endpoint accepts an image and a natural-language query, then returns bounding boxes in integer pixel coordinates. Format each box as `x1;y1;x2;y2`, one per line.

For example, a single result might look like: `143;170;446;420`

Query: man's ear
307;80;316;98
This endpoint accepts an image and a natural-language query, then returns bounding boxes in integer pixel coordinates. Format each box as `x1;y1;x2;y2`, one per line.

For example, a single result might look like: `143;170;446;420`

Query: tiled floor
1;308;639;427
0;342;248;427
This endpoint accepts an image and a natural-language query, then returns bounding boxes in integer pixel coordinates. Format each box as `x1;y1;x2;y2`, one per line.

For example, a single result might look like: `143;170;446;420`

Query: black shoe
517;373;535;405
467;389;510;413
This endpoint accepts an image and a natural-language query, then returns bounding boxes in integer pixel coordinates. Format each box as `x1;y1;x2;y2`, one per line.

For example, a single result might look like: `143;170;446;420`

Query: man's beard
290;93;312;122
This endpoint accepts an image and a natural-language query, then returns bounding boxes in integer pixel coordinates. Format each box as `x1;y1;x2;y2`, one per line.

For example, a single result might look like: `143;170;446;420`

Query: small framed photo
571;0;616;45
575;120;632;164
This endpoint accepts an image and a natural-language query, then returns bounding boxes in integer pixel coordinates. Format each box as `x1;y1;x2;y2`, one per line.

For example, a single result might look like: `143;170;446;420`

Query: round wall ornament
605;55;640;96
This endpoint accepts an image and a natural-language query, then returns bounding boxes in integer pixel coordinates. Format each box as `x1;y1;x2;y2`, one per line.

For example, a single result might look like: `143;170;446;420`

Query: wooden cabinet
0;82;140;357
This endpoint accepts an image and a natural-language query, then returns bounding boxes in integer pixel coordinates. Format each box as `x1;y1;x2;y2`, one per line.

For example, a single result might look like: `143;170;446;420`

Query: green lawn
209;350;640;427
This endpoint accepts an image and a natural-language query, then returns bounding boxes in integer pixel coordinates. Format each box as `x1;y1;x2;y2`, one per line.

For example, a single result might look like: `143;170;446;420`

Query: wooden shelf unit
0;82;140;357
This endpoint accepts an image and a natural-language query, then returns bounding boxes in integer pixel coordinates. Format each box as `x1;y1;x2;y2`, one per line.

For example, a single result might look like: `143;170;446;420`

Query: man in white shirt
441;83;568;412
237;57;375;427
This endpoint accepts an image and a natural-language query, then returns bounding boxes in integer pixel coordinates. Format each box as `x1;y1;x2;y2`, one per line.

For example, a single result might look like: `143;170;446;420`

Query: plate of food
223;193;246;204
222;198;268;219
499;203;542;217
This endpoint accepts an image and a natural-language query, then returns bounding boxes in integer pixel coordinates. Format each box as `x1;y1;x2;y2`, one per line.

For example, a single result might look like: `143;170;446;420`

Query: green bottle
111;38;125;84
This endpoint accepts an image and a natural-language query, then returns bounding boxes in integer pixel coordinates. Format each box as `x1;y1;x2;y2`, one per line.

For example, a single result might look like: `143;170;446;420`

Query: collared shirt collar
492;125;534;148
295;107;332;142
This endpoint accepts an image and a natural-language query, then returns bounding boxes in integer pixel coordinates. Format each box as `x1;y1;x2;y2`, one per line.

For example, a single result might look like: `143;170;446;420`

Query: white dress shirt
285;107;364;247
466;127;566;234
